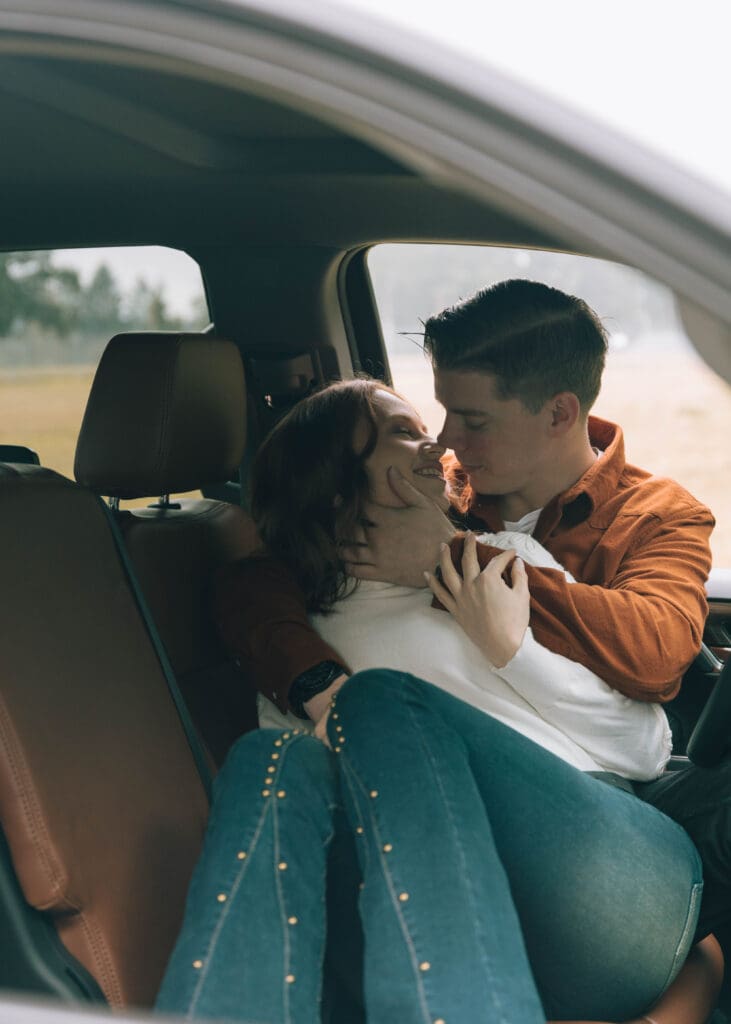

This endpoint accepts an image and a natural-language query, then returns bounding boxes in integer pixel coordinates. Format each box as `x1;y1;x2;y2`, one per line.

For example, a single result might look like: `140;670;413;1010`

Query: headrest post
108;496;120;511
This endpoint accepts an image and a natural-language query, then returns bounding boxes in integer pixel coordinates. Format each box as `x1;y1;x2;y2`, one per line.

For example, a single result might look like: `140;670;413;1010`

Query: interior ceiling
0;54;560;252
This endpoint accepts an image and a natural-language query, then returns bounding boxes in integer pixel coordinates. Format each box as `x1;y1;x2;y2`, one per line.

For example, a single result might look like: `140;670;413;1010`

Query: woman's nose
421;438;446;456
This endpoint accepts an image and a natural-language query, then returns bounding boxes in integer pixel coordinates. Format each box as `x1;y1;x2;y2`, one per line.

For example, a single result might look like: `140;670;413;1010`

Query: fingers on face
387;465;429;507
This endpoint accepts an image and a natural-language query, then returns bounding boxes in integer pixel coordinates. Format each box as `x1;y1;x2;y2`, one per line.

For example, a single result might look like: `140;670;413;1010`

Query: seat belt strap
99;497;214;803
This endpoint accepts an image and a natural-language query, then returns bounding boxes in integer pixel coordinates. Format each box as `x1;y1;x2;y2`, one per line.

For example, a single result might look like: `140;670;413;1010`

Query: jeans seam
187;796;272;1018
338;766;370;880
273;796;292;1024
648;880;704;1010
187;733;302;1019
339;754;431;1024
404;693;509;1024
671;881;704;983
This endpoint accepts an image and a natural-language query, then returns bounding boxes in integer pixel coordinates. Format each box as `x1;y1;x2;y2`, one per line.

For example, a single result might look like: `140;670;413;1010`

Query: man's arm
215;556;349;715
450;502;713;702
427;537;671;779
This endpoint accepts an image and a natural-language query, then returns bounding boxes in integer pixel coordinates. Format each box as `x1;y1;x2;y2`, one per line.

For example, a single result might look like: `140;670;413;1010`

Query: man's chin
463;468;490;491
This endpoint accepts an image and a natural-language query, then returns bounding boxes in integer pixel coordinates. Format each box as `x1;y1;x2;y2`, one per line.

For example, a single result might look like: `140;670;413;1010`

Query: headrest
74;333;246;498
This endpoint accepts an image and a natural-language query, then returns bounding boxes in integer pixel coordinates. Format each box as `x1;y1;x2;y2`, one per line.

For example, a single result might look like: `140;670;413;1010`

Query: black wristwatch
289;660;347;719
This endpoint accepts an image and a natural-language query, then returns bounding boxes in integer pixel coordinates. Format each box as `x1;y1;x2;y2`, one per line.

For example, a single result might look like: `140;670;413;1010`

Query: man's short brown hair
423;278;608;413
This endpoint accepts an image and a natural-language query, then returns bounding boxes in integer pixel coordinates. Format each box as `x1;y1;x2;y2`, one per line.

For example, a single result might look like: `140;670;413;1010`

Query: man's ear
548;392;581;434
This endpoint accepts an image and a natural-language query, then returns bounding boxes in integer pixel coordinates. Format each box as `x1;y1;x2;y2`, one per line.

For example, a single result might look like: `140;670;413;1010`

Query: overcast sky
332;0;730;193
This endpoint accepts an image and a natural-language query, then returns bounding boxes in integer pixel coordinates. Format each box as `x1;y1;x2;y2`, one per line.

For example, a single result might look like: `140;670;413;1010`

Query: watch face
308;662;345;693
290;662;344;715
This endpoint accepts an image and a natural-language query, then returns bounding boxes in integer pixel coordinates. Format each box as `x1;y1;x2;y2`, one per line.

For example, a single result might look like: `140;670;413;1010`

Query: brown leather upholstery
0;464;209;1007
74;333;246;498
75;332;260;762
119;500;260;763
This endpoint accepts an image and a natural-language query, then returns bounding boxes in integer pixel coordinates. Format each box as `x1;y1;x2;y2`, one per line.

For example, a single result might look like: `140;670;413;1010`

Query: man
218;278;728;940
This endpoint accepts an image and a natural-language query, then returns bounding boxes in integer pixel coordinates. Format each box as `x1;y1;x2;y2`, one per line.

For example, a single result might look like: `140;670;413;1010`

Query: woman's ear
549;392;581;434
333;494;343;508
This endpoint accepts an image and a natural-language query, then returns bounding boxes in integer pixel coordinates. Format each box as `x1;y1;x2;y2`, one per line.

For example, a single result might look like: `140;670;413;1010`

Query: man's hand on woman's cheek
342;467;456;587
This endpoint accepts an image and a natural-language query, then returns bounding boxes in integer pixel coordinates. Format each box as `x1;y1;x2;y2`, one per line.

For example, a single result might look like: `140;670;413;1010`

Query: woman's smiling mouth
413;465;444;479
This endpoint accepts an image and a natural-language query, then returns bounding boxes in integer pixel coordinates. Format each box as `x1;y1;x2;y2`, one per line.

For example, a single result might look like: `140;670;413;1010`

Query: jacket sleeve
214;557;350;714
452;503;713;702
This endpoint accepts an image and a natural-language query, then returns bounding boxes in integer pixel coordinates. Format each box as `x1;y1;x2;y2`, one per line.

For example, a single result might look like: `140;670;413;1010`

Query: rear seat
74;332;260;765
0;463;210;1007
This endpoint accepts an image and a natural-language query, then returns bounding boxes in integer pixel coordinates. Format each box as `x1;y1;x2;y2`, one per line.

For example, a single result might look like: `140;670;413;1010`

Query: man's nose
436;418;459;451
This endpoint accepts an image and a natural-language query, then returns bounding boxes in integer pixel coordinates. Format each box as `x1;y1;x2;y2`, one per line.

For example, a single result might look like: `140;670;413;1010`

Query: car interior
0;34;729;1024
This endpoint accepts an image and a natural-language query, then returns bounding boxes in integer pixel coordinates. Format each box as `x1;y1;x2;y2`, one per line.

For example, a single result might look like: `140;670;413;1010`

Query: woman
156;380;707;1024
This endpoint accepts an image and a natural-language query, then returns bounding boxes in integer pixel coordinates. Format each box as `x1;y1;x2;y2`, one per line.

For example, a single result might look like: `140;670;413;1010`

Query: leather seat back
74;333;260;763
0;463;209;1007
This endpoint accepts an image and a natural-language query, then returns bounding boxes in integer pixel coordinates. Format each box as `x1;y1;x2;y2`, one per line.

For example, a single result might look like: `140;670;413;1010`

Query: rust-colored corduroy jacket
216;417;714;712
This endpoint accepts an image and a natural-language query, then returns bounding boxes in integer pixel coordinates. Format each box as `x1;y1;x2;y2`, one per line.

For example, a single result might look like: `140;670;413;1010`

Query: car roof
0;0;729;380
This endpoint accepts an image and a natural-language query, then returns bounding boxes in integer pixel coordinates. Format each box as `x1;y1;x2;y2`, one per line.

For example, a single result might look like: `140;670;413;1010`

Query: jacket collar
463;416;626;535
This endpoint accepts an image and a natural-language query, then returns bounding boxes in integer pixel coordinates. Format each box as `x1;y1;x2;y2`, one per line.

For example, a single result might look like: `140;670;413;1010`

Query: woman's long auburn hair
251;378;399;613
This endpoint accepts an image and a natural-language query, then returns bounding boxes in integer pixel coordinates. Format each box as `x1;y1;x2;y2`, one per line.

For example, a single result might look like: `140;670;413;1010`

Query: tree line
0;252;207;366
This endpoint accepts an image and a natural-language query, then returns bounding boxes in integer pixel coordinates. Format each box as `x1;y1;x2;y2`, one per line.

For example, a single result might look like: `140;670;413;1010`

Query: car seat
0;462;210;1007
74;332;260;765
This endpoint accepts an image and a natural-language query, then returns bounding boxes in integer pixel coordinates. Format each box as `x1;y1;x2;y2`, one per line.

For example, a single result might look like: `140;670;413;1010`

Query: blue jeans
156;669;703;1024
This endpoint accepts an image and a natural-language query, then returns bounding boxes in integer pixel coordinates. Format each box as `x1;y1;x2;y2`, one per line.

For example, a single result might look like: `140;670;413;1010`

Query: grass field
0;367;199;508
1;351;730;563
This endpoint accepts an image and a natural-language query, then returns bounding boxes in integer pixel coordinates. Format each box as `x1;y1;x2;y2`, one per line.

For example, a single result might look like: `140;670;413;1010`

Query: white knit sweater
257;531;671;780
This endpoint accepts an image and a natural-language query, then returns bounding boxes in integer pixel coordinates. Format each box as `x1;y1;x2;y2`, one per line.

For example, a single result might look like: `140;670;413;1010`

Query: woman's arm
215;556;349;715
549;934;724;1024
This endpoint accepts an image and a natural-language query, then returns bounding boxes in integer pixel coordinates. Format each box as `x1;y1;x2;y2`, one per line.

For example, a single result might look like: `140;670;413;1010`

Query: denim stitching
273;794;293;1024
402;691;510;1024
187;796;272;1018
187;734;301;1018
338;766;370;881
623;878;703;1017
339;754;431;1024
668;881;704;991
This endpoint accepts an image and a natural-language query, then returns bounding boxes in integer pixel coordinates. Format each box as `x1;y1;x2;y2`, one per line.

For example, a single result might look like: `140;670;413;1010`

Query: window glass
368;244;731;566
0;246;209;496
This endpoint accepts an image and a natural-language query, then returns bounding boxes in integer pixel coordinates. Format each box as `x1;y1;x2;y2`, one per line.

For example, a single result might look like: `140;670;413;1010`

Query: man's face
434;368;553;504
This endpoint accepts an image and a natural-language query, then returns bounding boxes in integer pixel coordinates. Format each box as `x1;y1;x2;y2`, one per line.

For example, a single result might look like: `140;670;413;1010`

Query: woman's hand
425;533;530;668
305;675;349;748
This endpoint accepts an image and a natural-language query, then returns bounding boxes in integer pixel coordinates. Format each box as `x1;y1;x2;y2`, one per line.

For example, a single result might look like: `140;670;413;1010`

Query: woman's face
358;389;449;510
